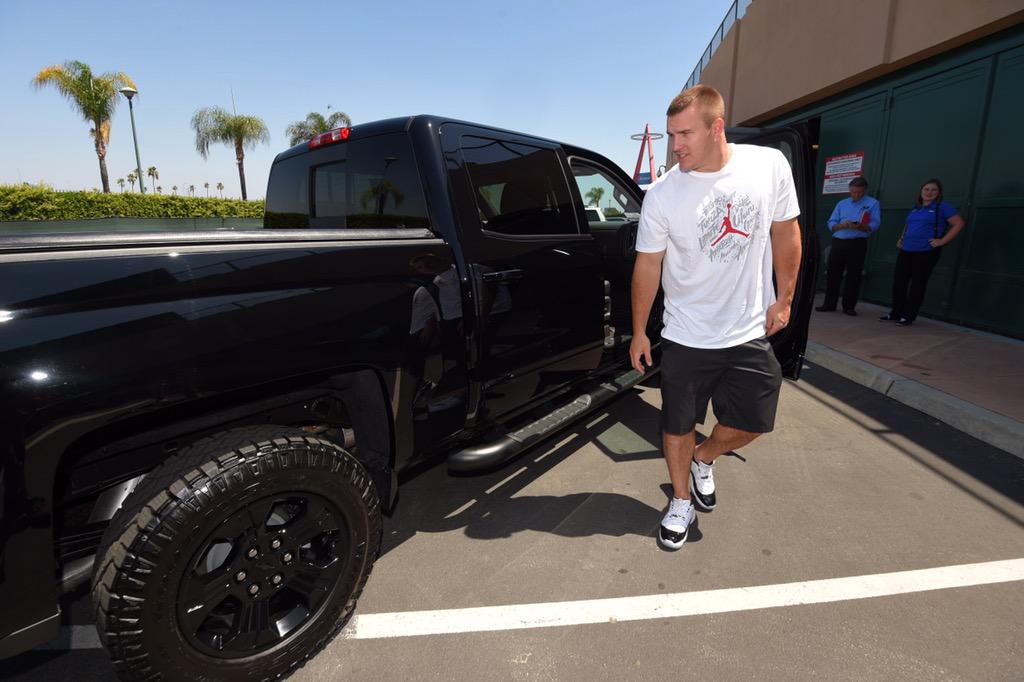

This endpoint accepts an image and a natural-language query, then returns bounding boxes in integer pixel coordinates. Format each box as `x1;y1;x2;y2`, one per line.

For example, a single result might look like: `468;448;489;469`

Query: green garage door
947;45;1024;337
864;59;992;314
813;95;888;287
775;26;1024;337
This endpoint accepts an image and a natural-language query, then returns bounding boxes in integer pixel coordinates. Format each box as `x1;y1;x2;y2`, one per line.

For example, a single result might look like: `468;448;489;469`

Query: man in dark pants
816;177;880;315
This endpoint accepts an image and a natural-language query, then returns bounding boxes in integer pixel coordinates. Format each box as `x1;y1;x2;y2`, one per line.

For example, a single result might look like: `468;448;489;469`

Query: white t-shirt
409;286;440;335
636;143;800;349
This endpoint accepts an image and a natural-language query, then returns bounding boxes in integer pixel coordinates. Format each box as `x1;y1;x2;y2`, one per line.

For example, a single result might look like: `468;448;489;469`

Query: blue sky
0;0;735;199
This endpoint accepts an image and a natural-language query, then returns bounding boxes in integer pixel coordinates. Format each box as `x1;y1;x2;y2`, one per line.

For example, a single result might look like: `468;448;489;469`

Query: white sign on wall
822;151;865;194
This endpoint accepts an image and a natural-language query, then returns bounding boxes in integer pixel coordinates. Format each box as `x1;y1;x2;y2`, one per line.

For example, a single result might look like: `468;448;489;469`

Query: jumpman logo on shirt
710;203;750;247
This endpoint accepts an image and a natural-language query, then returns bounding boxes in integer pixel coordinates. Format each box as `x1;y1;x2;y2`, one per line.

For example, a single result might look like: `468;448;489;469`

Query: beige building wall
697;0;1024;126
696;20;741;124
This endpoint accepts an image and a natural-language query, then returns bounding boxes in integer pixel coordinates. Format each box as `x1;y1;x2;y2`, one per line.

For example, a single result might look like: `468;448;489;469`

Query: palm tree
32;60;136;193
204;181;210;197
188;184;195;197
360;180;405;215
126;170;137;192
191;106;269;200
156;185;162;195
117;178;125;192
147;166;159;190
285;107;352;146
172;185;178;196
216;182;224;198
585;187;604;207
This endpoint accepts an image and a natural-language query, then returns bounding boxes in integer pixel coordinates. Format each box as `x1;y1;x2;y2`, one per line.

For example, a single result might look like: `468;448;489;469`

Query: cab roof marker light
309;127;351;149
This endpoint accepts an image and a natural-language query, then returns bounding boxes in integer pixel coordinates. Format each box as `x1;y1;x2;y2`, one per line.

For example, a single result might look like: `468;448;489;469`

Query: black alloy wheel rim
176;492;350;658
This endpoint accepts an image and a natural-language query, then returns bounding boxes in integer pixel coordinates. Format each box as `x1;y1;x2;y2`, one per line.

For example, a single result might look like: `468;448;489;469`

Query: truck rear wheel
92;426;381;681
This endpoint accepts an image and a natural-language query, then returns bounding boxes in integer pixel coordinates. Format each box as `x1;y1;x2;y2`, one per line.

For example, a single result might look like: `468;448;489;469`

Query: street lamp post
119;86;145;194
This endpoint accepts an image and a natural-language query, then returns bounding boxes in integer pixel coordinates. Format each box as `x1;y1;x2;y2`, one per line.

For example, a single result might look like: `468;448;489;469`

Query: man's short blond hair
666;84;725;127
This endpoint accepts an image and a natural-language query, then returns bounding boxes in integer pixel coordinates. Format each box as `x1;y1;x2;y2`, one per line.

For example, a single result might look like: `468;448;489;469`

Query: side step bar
447;367;648;472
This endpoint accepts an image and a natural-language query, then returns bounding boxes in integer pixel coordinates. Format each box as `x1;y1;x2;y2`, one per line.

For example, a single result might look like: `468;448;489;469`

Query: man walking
630;85;802;550
816;176;880;315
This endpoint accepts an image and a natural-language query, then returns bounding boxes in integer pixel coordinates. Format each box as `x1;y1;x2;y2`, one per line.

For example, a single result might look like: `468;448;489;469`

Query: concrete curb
805;341;1024;459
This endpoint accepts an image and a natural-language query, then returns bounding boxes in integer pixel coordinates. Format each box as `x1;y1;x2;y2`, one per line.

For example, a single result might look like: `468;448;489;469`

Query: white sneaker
689;458;716;511
658;497;695;550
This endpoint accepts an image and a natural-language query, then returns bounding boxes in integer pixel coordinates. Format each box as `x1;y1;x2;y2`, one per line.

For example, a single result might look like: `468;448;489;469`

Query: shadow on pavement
798;362;1024;527
383;389;673;554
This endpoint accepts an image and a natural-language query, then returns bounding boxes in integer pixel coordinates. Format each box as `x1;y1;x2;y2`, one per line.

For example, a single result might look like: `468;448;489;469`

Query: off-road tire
92;426;382;681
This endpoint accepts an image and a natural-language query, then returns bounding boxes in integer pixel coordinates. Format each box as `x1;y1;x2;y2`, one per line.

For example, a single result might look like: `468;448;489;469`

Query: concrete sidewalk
805;294;1024;458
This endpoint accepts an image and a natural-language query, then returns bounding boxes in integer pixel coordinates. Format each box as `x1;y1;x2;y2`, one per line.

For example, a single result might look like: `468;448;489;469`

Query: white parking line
342;558;1024;639
43;558;1024;649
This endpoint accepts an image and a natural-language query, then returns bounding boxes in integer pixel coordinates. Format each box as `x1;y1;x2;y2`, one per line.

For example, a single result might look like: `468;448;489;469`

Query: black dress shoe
815;305;835;312
843;309;857;316
896;317;912;326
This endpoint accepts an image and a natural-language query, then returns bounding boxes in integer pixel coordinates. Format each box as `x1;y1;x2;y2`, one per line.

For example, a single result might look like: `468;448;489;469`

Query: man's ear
713;117;726;139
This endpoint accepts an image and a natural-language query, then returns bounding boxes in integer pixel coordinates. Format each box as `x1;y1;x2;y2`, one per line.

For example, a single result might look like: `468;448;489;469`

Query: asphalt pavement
4;362;1023;681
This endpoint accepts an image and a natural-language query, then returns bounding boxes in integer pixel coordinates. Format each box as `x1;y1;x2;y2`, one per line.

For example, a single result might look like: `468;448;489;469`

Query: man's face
667;106;719;172
849;185;866;201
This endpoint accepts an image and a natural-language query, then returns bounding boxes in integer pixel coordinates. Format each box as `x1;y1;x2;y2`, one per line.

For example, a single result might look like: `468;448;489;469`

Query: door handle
481;269;524;282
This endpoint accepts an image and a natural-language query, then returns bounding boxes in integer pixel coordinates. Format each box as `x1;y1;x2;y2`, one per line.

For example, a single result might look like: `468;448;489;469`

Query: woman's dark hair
915;178;944;207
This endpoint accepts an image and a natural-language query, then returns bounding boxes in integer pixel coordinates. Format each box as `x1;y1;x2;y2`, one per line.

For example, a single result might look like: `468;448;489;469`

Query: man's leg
818;239;845;310
657;340;715;550
659;429;698;549
690;337;781;511
663;430;697;499
841;238;867;313
687;423;761;512
694;423;761;464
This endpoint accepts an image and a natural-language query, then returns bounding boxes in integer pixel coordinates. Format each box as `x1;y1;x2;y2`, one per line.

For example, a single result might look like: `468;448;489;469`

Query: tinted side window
265;133;429;230
313;133;429;229
461;136;578;236
264;154;310;228
571;160;642;224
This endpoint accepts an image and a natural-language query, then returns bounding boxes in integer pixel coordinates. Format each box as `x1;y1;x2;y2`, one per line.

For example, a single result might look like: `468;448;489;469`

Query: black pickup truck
0;116;817;679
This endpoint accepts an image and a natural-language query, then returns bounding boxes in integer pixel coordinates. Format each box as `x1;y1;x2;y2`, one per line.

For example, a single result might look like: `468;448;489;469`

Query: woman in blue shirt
880;178;965;326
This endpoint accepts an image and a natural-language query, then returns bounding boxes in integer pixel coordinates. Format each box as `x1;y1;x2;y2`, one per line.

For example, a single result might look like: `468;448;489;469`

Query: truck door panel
566;154;648;359
728;126;820;379
441;125;605;420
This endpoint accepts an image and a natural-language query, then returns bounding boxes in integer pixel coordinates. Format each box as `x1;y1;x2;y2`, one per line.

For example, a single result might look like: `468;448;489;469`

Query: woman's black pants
890;248;942;321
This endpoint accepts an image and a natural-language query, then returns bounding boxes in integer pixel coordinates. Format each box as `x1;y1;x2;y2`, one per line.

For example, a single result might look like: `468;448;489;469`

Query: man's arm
827;202;842;232
867;200;881;233
629;250;665;373
766;217;802;336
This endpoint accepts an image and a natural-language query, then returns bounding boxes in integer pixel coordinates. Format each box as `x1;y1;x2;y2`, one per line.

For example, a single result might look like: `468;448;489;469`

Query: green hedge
0;184;264;221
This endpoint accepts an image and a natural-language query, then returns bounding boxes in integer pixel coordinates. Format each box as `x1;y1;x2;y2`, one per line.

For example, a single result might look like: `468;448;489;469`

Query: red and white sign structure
822;151;865;194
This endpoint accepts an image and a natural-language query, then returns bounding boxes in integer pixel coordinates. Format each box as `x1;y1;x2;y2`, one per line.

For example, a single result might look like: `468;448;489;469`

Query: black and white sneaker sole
658;525;689;551
689;476;716;511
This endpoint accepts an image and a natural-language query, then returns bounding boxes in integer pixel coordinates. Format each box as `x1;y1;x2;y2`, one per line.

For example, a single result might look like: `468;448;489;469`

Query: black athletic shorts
660;336;783;435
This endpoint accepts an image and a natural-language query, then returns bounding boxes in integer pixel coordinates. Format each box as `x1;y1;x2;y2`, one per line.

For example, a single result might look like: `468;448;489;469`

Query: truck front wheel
92;426;381;681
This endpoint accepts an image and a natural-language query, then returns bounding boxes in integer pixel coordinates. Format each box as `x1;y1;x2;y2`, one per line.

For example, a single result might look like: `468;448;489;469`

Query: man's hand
768;217;800;337
630;333;653;373
765;300;791;336
630;251;664;374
